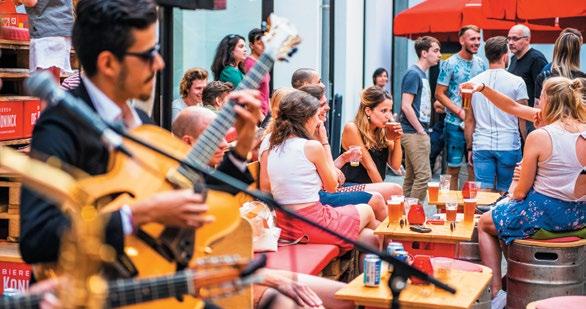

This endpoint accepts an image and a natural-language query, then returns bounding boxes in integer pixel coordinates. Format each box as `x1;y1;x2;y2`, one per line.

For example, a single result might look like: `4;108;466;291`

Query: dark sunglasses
124;44;160;65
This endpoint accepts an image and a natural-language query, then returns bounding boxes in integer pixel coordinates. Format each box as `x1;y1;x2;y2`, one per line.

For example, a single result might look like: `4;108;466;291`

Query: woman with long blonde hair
340;86;403;198
535;29;585;107
461;77;586;304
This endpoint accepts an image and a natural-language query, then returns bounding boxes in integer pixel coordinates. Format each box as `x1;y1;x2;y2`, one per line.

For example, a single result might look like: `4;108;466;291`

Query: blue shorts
473;149;522;192
444;122;466;167
319;190;372;207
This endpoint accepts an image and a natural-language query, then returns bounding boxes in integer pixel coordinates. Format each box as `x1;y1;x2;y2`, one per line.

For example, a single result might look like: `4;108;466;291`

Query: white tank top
267;137;322;205
533;124;586;202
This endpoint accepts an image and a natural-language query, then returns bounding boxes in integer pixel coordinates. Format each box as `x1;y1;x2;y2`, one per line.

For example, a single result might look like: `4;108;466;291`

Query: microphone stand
108;124;456;309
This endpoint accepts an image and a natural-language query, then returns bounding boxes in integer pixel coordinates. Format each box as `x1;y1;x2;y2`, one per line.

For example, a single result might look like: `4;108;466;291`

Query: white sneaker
491;290;507;309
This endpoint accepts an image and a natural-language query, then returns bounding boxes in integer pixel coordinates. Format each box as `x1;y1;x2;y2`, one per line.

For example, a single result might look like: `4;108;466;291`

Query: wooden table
335;265;493;308
429;190;501;211
375;219;475;243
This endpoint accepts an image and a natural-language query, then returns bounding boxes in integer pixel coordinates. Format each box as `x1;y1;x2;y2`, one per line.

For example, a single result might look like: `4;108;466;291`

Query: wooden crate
0;172;21;242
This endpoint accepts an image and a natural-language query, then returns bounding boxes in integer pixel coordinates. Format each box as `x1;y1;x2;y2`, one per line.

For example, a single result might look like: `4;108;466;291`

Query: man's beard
465;46;478;55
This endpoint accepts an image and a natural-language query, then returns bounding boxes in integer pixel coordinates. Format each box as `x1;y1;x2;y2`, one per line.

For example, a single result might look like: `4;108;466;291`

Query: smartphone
409;225;432;233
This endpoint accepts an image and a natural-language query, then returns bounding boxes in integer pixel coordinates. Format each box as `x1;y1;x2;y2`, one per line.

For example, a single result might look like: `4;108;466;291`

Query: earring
367;115;371;121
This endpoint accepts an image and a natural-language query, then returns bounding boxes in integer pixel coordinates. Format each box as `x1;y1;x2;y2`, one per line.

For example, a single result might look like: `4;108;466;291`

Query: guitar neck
0;272;191;308
107;271;192;307
179;54;274;179
0;293;44;309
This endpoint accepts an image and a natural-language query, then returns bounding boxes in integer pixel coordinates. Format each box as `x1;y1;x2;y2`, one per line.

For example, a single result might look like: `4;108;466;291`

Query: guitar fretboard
0;292;43;309
107;270;191;307
178;53;275;181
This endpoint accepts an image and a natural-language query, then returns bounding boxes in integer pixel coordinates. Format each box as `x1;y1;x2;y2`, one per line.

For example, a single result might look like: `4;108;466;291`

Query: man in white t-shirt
464;36;528;193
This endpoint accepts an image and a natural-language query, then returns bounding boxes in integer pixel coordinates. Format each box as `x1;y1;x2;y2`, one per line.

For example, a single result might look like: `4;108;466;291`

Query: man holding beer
464;36;527;193
435;25;487;189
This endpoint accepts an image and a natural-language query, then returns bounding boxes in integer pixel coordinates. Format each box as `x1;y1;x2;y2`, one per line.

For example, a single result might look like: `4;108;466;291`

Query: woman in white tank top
461;76;586;300
263;90;380;253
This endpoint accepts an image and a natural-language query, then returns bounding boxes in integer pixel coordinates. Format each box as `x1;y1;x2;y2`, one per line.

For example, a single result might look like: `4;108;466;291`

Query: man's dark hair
372;68;388;85
298;84;324;101
458;25;481;37
291;68;317;89
248;28;264;43
202;81;234;107
484;36;509;63
414;36;440;58
72;0;157;77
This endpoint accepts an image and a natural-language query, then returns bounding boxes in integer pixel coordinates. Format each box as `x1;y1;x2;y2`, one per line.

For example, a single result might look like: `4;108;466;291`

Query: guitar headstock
262;13;302;62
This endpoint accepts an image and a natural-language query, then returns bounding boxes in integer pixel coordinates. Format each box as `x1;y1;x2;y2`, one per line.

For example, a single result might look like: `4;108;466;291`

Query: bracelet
479;83;486;92
322;142;330;146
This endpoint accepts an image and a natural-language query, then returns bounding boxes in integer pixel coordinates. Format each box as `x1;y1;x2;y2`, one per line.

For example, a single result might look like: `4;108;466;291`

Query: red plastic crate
0;261;32;295
0;13;28;29
23;99;41;137
0;0;17;14
0;100;24;141
397;240;458;258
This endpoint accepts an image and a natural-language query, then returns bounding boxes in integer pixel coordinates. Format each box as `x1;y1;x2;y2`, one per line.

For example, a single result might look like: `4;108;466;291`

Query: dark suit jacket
204;152;254;195
19;82;153;265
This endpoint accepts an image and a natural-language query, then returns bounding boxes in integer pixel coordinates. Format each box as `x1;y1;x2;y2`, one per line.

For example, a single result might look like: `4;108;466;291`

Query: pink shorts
276;202;360;253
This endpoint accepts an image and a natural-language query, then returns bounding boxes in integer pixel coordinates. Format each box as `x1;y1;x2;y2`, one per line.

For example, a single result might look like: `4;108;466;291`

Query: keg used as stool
507;239;585;309
458;223;481;263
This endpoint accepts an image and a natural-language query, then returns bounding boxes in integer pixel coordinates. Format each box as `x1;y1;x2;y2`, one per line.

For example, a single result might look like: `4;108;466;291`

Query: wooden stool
507;238;586;309
526;296;586;309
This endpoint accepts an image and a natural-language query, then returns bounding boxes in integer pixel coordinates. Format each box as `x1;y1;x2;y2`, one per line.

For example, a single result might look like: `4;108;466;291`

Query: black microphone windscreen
25;71;59;105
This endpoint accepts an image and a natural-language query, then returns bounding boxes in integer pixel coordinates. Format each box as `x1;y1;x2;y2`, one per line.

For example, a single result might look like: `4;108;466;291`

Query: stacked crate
0;168;20;242
0;3;35;294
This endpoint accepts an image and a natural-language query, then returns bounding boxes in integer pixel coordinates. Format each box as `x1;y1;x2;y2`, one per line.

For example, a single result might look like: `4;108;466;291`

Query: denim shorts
444;122;466;167
319;190;372;207
473;149;522;192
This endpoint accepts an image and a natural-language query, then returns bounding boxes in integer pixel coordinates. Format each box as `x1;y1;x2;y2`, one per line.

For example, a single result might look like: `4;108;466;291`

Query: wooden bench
258;244;339;275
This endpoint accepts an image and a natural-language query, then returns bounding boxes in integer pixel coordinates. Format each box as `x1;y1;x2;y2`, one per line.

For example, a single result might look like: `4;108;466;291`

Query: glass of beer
463;198;477;223
428;182;439;203
445;201;458;223
461;88;473;110
387;196;404;224
348;145;361;167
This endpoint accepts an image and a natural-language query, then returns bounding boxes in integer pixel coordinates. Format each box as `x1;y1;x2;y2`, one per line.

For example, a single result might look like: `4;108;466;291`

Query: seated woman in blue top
211;34;247;88
461;77;586;303
340;86;403;200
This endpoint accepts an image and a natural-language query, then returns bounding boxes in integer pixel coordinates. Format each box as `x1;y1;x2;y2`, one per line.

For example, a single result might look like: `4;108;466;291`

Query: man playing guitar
20;0;261;283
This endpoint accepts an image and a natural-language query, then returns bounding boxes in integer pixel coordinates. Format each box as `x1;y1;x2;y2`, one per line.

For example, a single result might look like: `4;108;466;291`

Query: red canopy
482;0;586;32
394;0;561;43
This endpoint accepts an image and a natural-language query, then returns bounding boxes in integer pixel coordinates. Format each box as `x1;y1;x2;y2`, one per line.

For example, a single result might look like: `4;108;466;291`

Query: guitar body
77;125;242;308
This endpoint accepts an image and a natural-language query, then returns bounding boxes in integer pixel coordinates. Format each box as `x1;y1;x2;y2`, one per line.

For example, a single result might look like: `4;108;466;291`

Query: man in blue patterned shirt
435;25;487;189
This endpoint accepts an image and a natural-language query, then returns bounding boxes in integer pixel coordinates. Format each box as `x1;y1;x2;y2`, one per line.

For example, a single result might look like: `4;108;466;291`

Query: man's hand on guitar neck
129;189;213;229
231;90;262;159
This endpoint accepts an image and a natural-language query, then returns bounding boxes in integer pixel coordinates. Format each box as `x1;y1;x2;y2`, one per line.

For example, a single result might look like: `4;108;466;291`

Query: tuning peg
287;47;298;57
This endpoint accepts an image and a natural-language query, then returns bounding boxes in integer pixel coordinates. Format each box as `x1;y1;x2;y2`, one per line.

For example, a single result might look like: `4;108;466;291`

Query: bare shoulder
526;128;552;156
343;122;359;135
304;139;324;162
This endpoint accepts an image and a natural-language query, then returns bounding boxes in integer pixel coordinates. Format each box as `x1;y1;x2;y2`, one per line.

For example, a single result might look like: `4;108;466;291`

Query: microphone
25;71;132;157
